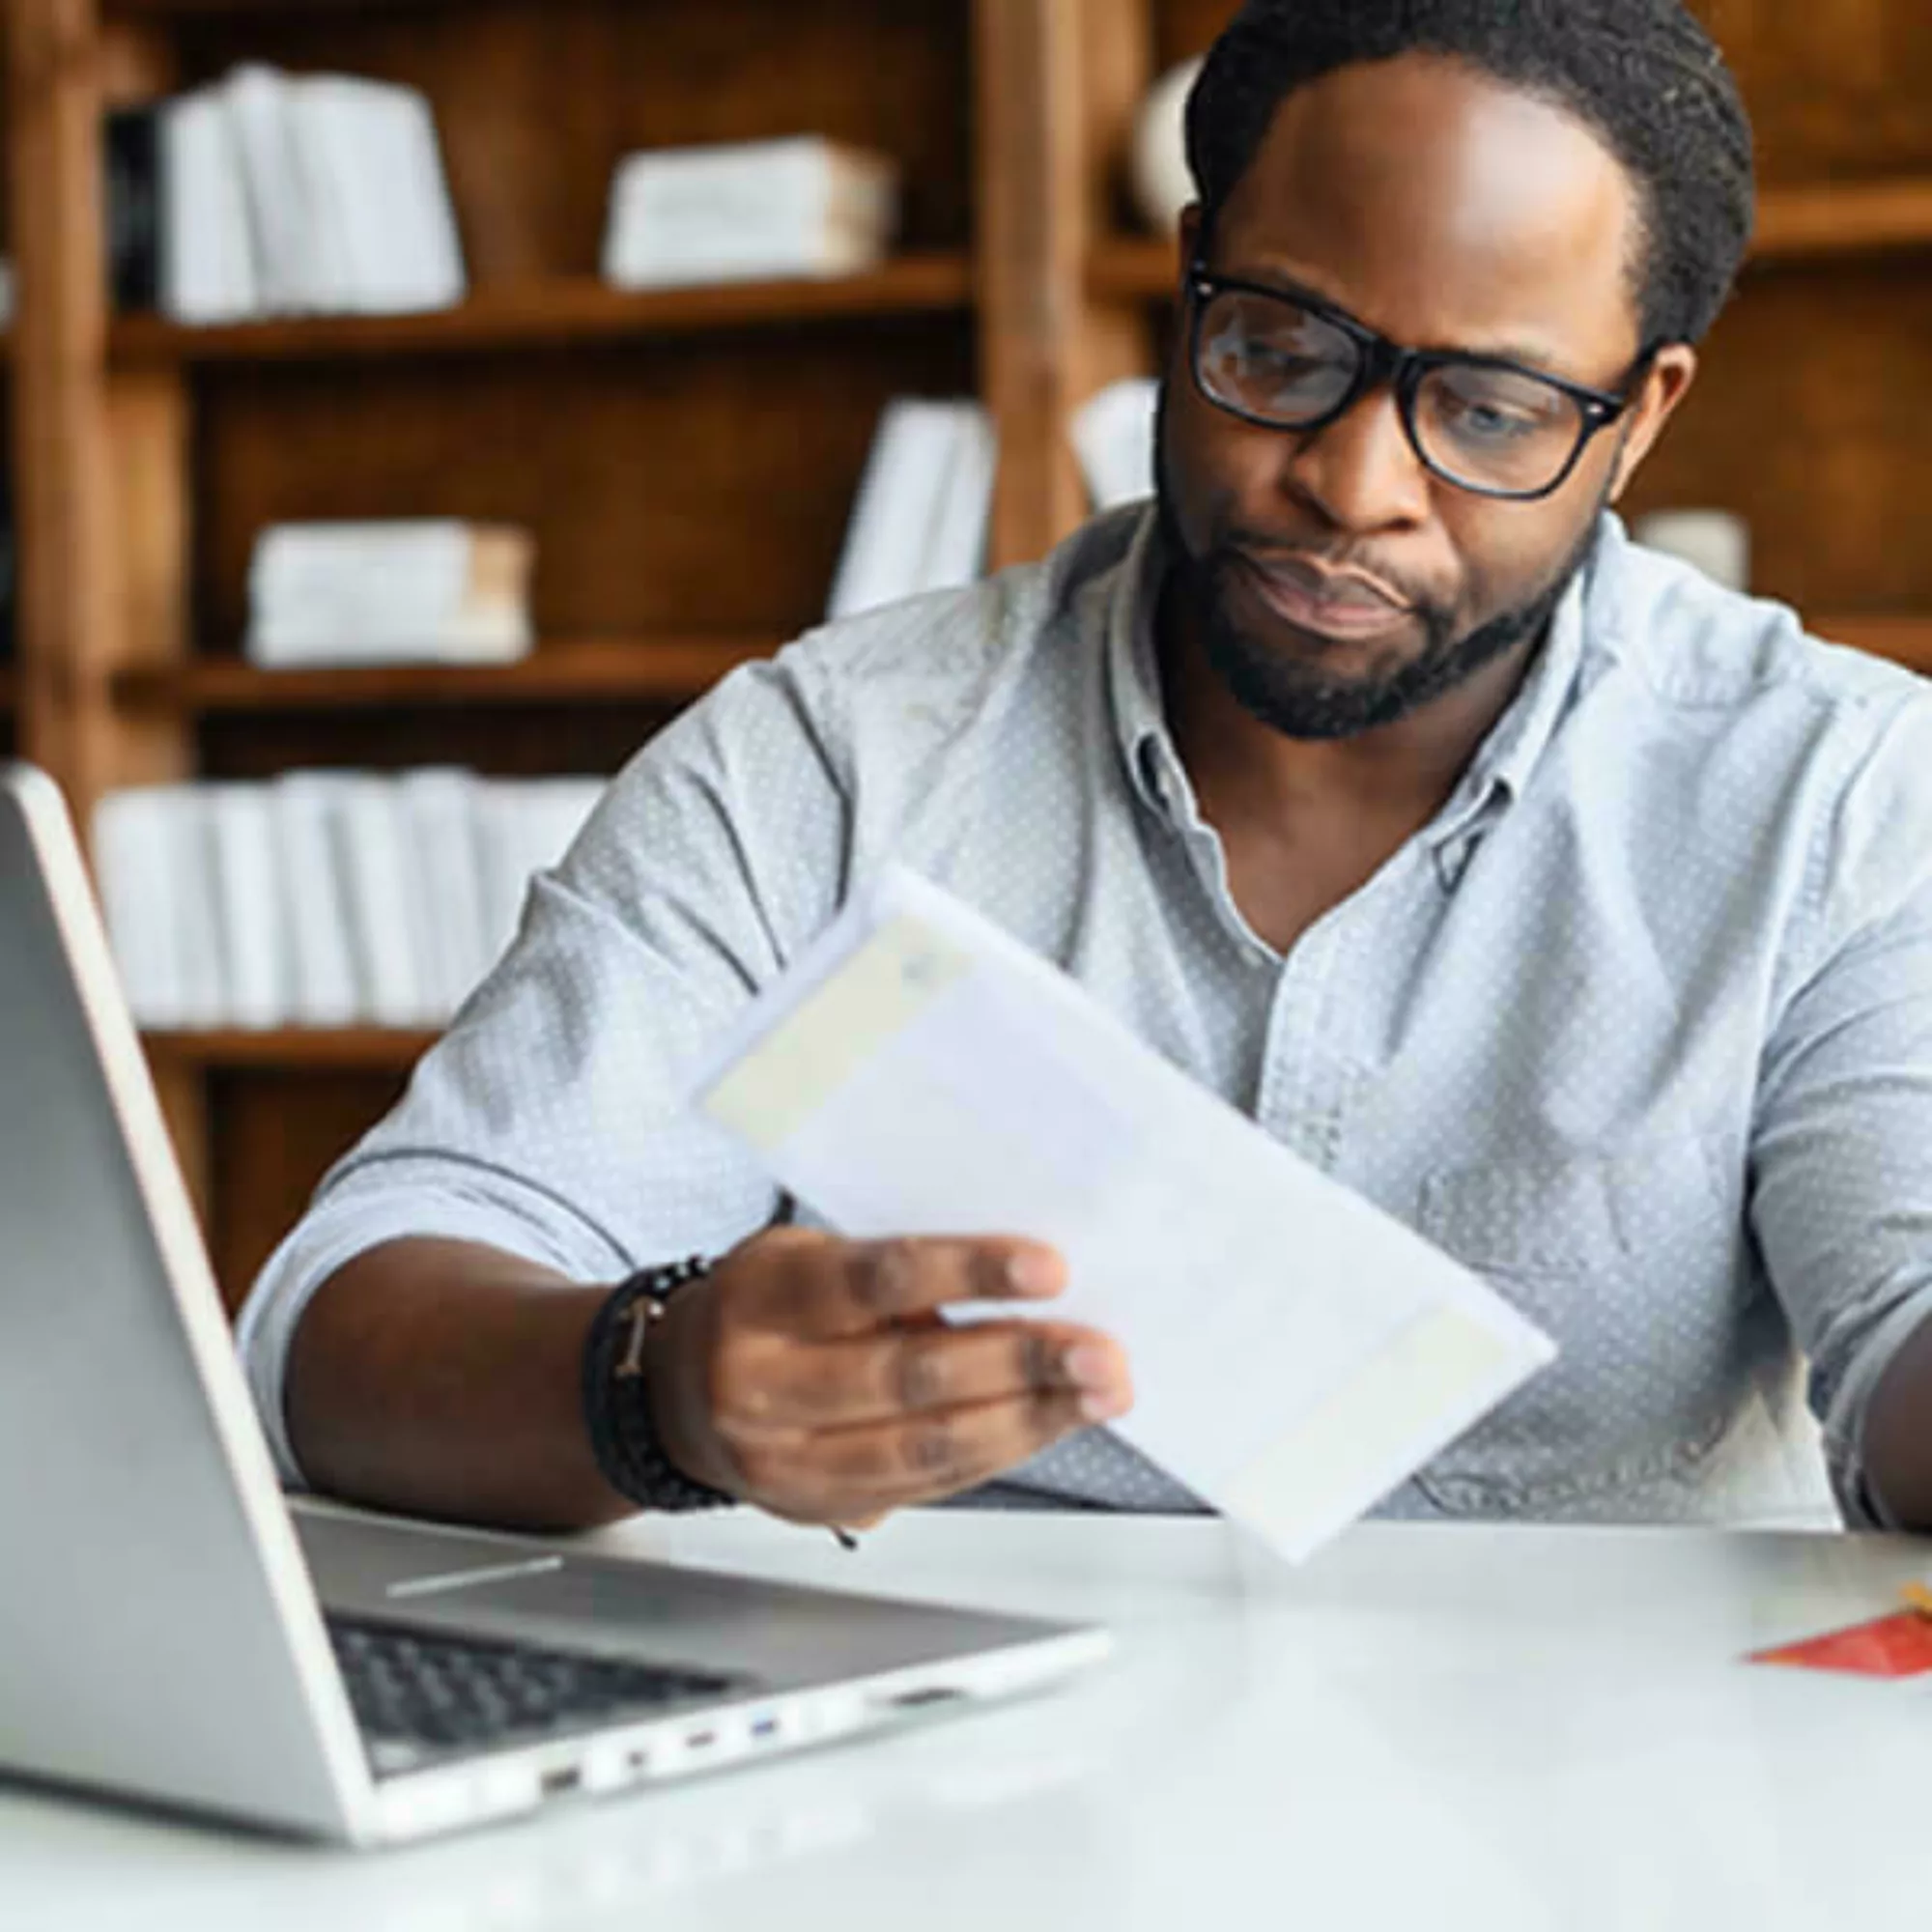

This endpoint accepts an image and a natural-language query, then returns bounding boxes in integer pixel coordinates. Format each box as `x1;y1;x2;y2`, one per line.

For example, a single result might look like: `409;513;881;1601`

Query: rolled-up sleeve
1751;692;1932;1525
237;648;850;1484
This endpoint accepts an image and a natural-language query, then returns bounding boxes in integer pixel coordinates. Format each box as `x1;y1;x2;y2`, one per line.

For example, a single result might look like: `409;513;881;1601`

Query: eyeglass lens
1196;288;1591;496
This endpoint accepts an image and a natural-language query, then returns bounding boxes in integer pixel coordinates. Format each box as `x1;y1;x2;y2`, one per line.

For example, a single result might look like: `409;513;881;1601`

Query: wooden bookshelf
1088;179;1932;304
8;0;1932;1304
109;257;976;365
115;636;780;712
144;1028;440;1071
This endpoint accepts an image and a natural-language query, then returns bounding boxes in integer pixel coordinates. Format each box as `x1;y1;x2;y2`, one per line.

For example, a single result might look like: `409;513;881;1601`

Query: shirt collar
1104;505;1615;847
1105;507;1182;821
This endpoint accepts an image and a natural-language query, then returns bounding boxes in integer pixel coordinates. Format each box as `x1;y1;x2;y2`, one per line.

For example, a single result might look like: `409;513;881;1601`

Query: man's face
1158;53;1697;742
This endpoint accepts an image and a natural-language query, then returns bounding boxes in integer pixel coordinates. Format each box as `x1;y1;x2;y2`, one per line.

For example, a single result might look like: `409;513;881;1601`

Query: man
242;0;1932;1539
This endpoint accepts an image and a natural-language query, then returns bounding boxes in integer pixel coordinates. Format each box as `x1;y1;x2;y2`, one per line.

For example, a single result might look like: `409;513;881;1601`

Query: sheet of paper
689;867;1555;1563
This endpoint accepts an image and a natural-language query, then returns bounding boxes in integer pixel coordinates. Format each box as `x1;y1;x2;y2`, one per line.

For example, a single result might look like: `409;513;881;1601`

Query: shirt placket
1250;848;1424;1176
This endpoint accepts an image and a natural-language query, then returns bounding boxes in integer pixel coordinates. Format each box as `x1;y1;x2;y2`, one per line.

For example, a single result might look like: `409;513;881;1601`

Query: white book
692;867;1556;1566
246;521;534;668
280;85;357;310
388;82;467;306
825;400;964;621
221;65;315;314
1072;378;1159;511
267;772;362;1028
160;89;262;324
93;789;183;1027
604;136;896;290
916;404;997;595
287;76;465;316
608;222;887;291
161;786;228;1030
395;768;493;1019
333;776;434;1027
205;783;290;1029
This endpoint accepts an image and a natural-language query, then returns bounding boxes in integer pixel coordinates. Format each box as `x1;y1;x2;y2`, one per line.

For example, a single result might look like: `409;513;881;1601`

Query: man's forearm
1855;1309;1932;1532
283;1236;635;1532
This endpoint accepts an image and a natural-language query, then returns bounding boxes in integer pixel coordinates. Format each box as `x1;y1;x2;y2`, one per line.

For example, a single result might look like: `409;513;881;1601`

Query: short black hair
1185;0;1755;346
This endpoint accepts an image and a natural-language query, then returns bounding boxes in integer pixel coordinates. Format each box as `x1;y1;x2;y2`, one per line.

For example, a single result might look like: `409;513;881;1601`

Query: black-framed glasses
1185;263;1658;502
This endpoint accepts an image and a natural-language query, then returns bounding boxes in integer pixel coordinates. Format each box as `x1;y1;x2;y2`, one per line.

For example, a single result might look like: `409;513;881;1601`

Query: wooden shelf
108;1;445;13
108;257;975;365
1089;178;1932;303
114;636;779;713
1088;239;1184;305
1820;614;1932;672
1753;179;1932;259
143;1028;440;1071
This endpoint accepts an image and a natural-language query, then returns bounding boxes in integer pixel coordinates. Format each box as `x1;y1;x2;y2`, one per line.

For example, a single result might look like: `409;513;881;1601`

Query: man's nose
1277;385;1434;532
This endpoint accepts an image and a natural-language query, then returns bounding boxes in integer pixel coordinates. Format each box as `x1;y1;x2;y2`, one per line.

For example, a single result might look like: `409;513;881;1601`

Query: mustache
1202;529;1445;625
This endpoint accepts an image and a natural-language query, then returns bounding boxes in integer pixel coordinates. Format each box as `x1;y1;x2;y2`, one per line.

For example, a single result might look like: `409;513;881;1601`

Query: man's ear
1609;343;1698;503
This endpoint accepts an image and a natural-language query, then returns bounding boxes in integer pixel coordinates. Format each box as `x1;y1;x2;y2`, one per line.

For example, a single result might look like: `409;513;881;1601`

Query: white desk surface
10;1509;1932;1931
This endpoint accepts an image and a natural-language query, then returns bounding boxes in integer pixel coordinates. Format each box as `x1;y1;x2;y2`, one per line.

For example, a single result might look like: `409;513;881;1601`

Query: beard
1153;394;1611;744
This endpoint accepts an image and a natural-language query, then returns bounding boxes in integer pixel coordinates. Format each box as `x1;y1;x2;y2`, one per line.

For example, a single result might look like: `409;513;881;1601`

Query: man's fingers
732;1233;1066;1339
751;1321;1129;1429
791;1385;1123;1505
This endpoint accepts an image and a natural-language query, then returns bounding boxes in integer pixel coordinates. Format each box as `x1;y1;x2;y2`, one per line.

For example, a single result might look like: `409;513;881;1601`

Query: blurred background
0;0;1926;1313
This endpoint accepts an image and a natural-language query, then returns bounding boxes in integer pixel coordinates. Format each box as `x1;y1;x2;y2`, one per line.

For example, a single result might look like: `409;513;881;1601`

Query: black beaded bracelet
581;1256;733;1514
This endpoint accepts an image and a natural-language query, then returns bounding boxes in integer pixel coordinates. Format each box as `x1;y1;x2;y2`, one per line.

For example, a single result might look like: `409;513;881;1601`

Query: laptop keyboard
327;1615;747;1772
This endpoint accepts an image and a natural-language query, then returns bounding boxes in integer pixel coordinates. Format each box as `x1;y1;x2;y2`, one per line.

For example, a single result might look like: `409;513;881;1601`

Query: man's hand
647;1227;1133;1528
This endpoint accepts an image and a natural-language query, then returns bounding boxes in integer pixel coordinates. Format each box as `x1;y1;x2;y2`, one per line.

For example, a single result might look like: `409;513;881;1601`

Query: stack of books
93;772;605;1031
246;522;536;669
107;64;467;324
825;399;997;621
603;136;899;290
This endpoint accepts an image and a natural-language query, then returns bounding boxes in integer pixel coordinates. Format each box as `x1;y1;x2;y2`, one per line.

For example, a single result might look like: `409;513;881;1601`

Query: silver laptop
0;763;1108;1847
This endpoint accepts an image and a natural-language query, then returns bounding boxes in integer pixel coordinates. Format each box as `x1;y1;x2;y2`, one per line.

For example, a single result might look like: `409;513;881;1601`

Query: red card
1748;1611;1932;1677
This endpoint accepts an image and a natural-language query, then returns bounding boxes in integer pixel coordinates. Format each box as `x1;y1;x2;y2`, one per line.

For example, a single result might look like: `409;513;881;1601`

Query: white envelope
689;867;1555;1562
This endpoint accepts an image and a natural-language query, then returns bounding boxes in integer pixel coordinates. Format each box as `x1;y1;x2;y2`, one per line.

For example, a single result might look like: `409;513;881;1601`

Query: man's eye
1237;339;1334;384
1437;389;1545;442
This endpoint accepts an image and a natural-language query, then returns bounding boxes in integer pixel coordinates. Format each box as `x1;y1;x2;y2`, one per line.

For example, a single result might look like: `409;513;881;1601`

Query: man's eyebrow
1219;263;1573;374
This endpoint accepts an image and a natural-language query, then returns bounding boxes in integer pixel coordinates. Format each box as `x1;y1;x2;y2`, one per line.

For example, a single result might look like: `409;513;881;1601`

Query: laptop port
886;1685;966;1710
540;1765;583;1799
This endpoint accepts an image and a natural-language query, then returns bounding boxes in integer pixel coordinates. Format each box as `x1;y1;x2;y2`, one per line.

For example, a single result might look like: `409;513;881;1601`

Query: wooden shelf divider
109;257;975;365
143;1028;442;1072
114;635;781;713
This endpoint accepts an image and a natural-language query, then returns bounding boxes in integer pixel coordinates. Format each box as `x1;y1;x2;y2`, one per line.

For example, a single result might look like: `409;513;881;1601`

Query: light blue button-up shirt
242;504;1932;1528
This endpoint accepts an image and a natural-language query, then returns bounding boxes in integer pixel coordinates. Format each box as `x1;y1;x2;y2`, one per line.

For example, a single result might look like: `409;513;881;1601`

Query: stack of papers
690;867;1555;1563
